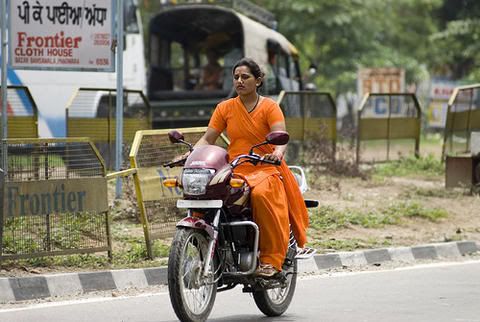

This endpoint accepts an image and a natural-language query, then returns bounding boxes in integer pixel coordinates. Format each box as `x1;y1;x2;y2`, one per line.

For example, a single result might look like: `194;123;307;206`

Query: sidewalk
0;240;478;303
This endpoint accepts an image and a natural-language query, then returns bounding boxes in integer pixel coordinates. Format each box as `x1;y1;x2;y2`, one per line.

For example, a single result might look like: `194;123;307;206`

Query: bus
146;0;303;128
2;0;303;136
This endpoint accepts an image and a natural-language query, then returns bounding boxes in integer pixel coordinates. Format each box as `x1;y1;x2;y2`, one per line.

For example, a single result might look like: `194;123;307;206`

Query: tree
430;0;480;80
254;0;442;94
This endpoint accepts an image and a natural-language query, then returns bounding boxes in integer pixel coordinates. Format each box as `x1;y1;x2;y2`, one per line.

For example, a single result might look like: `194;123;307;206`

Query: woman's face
233;65;260;96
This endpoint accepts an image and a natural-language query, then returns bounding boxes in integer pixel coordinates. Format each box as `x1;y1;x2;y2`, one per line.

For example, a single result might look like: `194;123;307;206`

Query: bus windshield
147;5;301;101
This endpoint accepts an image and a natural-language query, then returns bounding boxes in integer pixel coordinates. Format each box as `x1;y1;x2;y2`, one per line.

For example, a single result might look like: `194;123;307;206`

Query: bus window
147;7;244;100
124;0;139;34
171;42;185;91
223;47;242;91
265;41;284;95
197;49;224;91
290;58;302;91
185;48;202;90
264;37;303;95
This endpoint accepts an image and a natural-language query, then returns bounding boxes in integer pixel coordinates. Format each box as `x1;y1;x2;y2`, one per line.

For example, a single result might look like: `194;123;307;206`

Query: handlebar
261;157;281;166
164;154;281;169
163;157;187;168
231;154;282;168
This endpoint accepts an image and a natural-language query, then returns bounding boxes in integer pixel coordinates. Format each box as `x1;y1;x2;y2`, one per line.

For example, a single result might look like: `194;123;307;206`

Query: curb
0;240;478;303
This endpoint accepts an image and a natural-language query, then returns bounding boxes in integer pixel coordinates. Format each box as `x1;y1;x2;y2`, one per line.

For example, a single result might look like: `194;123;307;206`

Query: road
1;261;479;322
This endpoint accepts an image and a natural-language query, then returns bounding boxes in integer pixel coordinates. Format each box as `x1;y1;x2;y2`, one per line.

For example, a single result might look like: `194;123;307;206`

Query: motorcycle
163;130;318;322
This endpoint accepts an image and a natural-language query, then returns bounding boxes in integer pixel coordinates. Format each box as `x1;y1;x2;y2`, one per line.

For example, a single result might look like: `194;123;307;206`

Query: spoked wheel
168;228;217;322
253;259;297;317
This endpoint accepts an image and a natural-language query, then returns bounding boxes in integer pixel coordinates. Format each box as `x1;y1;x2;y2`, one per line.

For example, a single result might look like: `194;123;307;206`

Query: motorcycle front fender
176;216;216;240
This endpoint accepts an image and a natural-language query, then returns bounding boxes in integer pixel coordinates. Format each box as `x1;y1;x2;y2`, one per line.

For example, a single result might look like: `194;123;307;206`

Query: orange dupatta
231;97;309;247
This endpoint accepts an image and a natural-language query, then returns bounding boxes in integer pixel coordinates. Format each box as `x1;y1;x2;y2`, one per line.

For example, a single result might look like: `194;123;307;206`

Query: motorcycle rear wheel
168;228;217;322
253;259;297;317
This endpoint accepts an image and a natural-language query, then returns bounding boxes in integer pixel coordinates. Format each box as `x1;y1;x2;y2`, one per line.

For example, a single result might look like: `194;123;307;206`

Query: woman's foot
254;263;279;278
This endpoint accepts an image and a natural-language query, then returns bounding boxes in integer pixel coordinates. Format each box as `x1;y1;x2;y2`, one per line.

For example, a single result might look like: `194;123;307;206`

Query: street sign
8;0;115;71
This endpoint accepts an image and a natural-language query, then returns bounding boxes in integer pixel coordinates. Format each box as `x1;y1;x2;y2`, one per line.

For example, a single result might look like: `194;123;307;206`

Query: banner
8;0;115;71
427;80;458;128
357;68;405;99
3;178;108;217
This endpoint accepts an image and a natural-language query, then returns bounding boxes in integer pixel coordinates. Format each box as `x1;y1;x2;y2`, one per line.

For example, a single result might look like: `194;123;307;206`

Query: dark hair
232;57;264;88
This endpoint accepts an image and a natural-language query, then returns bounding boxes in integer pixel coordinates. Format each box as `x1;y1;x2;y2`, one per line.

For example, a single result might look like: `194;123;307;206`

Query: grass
309;201;448;233
0;197;450;271
373;154;444;178
0;238;170;272
309;237;393;253
402;186;466;199
0;217;171;272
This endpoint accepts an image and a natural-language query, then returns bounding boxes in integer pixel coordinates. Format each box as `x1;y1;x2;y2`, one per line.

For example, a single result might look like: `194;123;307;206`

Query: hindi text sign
9;0;114;71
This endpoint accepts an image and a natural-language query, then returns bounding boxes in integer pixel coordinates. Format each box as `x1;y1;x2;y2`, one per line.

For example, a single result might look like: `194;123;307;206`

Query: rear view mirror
168;130;184;144
266;131;289;145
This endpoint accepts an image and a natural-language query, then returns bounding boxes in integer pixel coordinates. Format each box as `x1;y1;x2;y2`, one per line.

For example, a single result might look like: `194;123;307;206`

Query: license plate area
176;199;223;208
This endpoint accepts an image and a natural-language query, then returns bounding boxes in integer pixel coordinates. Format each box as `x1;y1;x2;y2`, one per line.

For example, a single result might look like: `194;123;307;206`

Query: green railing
356;93;421;164
0;138;110;260
442;84;480;160
277;91;337;164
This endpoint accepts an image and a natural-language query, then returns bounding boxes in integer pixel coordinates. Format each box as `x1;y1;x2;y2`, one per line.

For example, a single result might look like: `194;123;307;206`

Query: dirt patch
305;175;480;251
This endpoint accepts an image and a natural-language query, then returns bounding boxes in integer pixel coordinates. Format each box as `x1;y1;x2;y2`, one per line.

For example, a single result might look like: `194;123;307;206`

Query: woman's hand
263;149;284;163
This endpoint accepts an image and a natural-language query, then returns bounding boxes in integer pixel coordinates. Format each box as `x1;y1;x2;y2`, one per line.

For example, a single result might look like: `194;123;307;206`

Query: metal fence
0;138;110;260
356;93;421;163
66;88;152;170
0;85;38;138
129;128;228;258
277;91;337;163
442;84;480;159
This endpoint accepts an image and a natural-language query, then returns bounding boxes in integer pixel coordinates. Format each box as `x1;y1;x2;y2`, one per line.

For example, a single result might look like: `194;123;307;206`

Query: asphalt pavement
0;240;478;304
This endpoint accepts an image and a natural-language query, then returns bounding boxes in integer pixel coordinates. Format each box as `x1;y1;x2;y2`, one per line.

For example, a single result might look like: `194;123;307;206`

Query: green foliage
429;0;480;79
373;155;444;178
309;237;392;252
309;205;400;232
2;236;40;254
384;201;448;221
252;0;443;93
310;201;447;233
0;214;170;270
402;186;465;199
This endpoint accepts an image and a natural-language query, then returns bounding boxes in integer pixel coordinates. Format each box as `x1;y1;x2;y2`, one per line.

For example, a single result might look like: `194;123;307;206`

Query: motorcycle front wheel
253;259;297;317
168;228;217;322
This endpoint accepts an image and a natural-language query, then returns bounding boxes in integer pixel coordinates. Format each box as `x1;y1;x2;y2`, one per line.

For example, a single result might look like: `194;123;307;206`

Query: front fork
202;209;220;278
176;209;221;278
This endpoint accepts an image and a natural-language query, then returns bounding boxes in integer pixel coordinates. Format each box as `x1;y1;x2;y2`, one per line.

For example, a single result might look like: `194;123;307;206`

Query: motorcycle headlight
182;168;215;195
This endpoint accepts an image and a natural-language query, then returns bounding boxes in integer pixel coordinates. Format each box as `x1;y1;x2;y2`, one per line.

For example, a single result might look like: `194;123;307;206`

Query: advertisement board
8;0;115;71
3;178;108;217
357;67;405;99
427;80;458;128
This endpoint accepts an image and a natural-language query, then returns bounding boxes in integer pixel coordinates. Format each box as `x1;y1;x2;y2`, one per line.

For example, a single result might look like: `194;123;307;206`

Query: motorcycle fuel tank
184;145;229;170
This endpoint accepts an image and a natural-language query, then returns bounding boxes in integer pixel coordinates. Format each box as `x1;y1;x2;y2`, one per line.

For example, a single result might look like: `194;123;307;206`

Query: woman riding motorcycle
183;57;309;277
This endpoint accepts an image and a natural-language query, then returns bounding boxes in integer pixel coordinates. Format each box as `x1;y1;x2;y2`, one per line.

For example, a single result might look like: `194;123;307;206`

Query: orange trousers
251;175;290;271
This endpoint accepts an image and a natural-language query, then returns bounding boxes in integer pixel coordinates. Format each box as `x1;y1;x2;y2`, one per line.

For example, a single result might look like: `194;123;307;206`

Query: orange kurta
208;96;309;270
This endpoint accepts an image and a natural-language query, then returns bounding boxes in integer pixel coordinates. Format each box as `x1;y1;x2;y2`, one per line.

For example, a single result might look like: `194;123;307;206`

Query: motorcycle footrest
295;247;317;259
